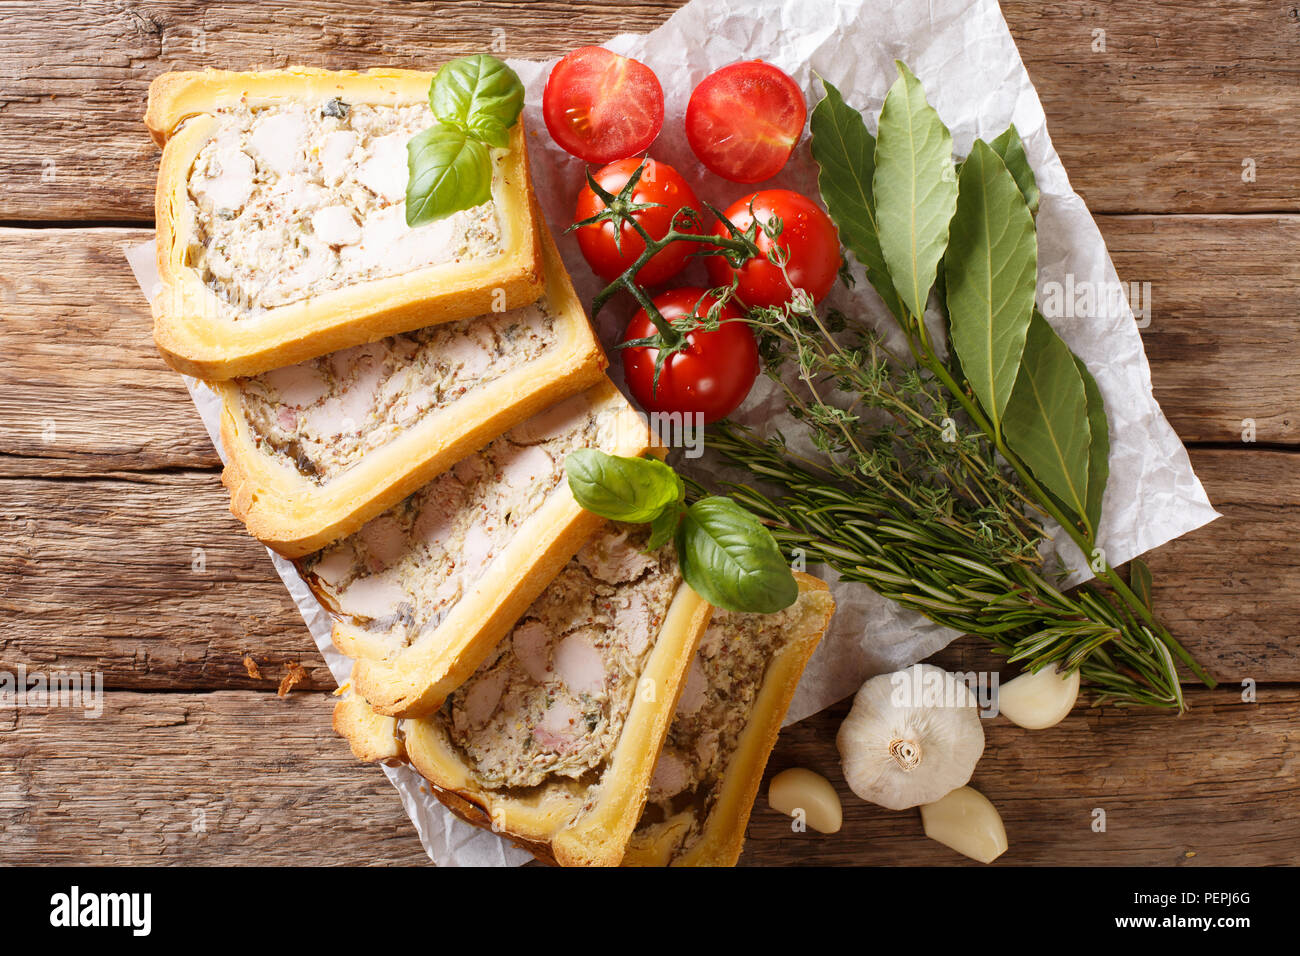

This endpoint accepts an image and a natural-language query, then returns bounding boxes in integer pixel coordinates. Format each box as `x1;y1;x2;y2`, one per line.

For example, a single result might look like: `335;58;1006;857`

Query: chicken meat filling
297;392;613;648
637;599;807;835
440;526;680;790
186;99;502;317
237;301;555;482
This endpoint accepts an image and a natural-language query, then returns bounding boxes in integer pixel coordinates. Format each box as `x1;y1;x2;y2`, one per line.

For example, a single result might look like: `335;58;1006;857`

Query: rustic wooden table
1;0;1296;866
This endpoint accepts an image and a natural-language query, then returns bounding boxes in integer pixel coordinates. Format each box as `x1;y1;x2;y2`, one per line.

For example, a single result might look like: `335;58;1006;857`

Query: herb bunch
706;64;1213;709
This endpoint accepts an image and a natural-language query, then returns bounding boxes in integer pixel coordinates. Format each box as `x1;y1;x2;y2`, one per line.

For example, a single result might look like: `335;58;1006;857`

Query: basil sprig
406;54;524;227
564;449;798;614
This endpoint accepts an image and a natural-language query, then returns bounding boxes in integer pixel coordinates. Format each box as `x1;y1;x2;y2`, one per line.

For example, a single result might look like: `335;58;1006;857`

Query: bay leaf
1074;353;1110;538
1003;312;1092;528
810;79;905;321
1130;557;1154;612
872;61;958;320
945;139;1038;432
989;124;1040;216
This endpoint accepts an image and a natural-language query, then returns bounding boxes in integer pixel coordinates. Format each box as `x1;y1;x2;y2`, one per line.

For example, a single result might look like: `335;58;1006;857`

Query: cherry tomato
574;158;702;286
685;61;807;183
707;190;840;309
622;288;759;424
543;46;665;164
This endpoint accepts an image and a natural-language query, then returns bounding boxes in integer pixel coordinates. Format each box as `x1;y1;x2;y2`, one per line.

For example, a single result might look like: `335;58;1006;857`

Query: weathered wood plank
0;687;1292;864
744;688;1300;866
0;1;1296;221
0;691;429;864
0;227;219;474
0;447;1295;689
1102;214;1300;445
1004;0;1300;215
0;0;682;222
0;470;326;691
0;216;1295;478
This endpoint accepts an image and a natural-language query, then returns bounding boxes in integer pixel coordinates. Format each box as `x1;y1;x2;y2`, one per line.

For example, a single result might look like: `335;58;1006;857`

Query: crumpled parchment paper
125;0;1217;865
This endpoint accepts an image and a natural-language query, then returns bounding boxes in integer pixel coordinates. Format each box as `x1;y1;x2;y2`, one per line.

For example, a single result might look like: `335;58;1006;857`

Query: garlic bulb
997;663;1080;729
920;785;1008;863
836;663;985;810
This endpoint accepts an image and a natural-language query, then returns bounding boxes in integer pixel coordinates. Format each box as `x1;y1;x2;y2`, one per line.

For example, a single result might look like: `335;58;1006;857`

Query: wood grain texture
0;1;1296;220
0;470;327;691
1;687;1292;865
0;447;1295;692
0;217;1295;479
1102;215;1300;445
0;227;219;475
0;691;429;864
1004;0;1300;214
745;688;1300;866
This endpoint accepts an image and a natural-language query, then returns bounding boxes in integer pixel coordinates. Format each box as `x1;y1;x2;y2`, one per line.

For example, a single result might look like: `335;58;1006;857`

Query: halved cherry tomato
622;288;759;424
574;158;702;285
707;190;840;309
685;61;807;183
543;46;665;164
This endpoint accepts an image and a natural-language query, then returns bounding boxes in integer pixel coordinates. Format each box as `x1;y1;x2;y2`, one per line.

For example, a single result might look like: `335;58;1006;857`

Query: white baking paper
125;0;1218;865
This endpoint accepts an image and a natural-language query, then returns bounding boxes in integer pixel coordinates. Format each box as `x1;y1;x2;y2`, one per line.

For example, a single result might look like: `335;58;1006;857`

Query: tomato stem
579;160;761;328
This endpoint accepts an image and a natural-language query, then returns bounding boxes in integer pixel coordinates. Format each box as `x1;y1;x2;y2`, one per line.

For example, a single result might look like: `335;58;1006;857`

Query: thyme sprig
710;279;1207;709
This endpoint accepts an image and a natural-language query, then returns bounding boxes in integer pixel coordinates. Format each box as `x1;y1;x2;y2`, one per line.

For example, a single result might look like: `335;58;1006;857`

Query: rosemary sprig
709;423;1185;709
708;276;1208;709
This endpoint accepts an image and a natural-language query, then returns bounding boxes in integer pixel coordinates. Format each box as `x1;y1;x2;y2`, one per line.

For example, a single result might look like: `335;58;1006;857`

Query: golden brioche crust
217;221;606;558
338;380;661;719
621;573;836;867
146;66;543;380
335;582;713;867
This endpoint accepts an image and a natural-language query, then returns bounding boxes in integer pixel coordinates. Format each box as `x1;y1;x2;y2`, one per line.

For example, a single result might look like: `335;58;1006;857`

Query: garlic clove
997;663;1080;729
768;768;843;834
920;785;1008;864
837;664;985;810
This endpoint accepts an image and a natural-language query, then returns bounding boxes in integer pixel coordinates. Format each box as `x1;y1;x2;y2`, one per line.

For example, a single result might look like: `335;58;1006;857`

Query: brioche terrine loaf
334;525;714;867
217;222;605;557
145;66;543;379
623;573;835;866
301;380;660;718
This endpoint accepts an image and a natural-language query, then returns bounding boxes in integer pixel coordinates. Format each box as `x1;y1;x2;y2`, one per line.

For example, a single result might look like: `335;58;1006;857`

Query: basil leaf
565;449;682;524
430;54;524;150
810;79;906;322
677;497;797;614
1002;312;1092;528
873;61;959;320
945;139;1037;433
1074;352;1110;538
646;505;681;551
405;125;492;227
988;124;1039;216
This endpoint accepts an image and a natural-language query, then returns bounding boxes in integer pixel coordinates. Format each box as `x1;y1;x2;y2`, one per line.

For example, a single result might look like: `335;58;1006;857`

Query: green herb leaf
945;139;1038;433
809;79;905;321
646;505;681;551
1074;353;1110;537
564;449;682;524
429;54;524;150
405;125;492;227
1002;312;1092;528
676;497;798;613
988;124;1039;216
872;61;959;320
1130;557;1153;611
